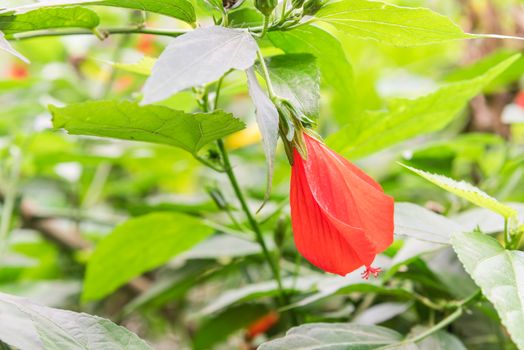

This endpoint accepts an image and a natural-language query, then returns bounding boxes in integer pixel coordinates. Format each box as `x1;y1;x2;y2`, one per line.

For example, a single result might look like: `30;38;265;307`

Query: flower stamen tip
361;266;382;280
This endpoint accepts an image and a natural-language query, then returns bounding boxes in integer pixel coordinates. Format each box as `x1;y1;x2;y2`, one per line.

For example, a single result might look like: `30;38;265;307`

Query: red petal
291;155;367;275
302;135;394;254
289;134;394;276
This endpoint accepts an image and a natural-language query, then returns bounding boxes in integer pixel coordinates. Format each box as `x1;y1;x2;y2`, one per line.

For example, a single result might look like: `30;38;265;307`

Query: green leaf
394;202;463;244
50;100;245;155
268;25;356;123
328;54;519;158
452;231;524;349
82;212;214;301
0;7;99;36
142;26;258;104
228;8;263;28
258;323;402;349
113;56;156;76
5;0;196;24
264;53;320;120
402;164;517;219
0;292;152;349
315;0;473;47
444;49;524;93
193;304;269;350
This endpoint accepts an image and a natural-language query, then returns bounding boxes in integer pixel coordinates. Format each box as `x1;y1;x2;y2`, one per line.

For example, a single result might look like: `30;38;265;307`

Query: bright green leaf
0;7;99;36
258;323;402;349
452;231;524;349
328;55;519;158
268;25;356;123
82;212;214;301
402;164;517;219
315;0;474;46
5;0;196;24
264;53;320;120
0;292;152;349
50;100;245;155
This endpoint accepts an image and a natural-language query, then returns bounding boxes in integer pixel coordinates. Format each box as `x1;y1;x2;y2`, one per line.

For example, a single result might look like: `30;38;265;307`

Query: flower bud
255;0;277;16
303;0;323;15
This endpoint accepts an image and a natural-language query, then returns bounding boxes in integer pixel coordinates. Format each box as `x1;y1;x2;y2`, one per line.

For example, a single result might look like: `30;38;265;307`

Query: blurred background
2;0;524;349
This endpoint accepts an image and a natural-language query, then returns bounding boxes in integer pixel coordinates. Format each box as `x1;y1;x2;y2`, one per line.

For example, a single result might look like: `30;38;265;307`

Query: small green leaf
0;7;99;36
315;0;473;47
452;231;524;349
402;164;517;219
83;212;214;301
50;100;245;155
268;25;356;123
328;55;519;158
264;54;320;120
258;323;402;349
0;292;152;349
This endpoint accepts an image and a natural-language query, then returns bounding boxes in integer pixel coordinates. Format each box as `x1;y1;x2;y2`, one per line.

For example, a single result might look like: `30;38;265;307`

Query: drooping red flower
290;133;394;277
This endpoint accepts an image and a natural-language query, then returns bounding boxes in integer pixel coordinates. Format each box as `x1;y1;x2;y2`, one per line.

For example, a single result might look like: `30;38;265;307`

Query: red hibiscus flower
290;133;394;278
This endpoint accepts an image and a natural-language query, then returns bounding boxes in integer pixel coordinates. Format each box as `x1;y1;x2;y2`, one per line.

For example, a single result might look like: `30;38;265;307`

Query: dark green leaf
193;304;269;350
50;100;245;155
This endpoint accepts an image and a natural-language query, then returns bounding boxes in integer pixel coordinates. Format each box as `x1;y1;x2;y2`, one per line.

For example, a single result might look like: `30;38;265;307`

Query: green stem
13;27;189;41
216;140;287;304
504;217;509;247
256;50;277;99
260;15;270;38
411;308;463;343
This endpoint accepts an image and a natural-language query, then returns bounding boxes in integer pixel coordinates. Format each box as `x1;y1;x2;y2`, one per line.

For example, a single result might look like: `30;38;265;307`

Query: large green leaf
402;164;517;219
50;100;245;155
328;55;519;159
0;7;99;36
452;232;524;349
258;323;403;349
4;0;195;24
315;0;473;47
268;25;356;123
0;292;152;350
82;212;214;301
264;53;320;120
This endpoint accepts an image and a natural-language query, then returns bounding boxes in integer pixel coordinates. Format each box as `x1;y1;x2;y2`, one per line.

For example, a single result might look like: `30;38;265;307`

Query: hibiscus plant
1;0;524;349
